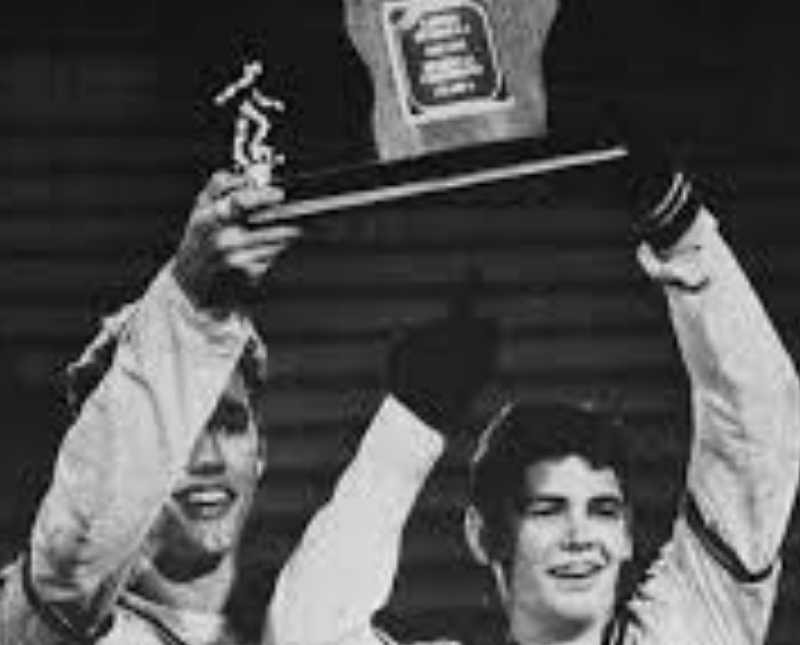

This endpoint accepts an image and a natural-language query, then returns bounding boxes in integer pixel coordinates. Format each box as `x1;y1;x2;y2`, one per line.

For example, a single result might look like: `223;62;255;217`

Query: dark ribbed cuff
634;171;702;250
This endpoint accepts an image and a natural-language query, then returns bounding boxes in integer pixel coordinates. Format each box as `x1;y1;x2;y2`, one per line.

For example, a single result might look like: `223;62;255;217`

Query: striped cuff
635;171;702;250
684;494;776;584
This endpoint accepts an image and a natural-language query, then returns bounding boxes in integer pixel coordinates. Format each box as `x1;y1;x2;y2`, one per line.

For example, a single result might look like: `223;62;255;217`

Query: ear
463;504;492;566
256;436;267;479
622;504;634;561
464;505;514;608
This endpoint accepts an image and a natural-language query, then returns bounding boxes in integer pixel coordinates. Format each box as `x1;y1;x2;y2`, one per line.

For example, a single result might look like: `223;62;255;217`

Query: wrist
168;260;236;323
170;259;236;322
378;395;447;458
633;170;702;251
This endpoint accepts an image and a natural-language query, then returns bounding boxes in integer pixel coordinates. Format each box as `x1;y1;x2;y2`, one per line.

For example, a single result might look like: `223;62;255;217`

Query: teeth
185;489;231;505
551;563;600;577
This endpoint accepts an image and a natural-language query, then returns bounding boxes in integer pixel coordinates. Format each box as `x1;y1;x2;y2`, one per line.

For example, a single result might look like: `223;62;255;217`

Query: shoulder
622;514;780;644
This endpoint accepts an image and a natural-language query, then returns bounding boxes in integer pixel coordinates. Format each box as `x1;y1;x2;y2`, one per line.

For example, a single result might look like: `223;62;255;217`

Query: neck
133;550;236;614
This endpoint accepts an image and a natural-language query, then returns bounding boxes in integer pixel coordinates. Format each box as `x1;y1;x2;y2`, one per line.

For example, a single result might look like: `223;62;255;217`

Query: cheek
514;521;563;566
613;533;633;562
222;436;262;479
595;521;632;560
510;524;562;598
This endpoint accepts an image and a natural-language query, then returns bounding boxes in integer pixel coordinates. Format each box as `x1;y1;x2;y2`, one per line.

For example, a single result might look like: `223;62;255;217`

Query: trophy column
343;0;558;161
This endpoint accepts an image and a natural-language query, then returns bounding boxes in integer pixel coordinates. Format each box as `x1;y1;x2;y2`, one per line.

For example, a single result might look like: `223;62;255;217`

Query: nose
187;430;226;475
562;509;593;551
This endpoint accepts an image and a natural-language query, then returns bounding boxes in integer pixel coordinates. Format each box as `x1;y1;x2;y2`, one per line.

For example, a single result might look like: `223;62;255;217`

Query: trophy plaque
211;0;627;223
345;0;555;160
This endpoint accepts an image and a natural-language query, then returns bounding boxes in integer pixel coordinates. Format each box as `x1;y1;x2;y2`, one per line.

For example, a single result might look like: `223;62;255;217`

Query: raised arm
1;171;298;643
640;209;800;575
266;296;497;645
267;397;444;645
627;152;800;643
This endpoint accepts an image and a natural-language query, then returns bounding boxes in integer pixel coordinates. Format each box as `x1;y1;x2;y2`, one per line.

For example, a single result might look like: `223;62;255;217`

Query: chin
546;584;617;628
550;596;607;623
155;499;247;564
182;529;230;557
182;510;244;557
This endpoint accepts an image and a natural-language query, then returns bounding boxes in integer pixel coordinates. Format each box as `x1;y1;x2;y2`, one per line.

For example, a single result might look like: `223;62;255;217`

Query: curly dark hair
469;400;632;556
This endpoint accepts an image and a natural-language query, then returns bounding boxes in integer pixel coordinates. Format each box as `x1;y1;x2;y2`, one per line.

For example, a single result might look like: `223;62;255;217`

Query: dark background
1;1;799;643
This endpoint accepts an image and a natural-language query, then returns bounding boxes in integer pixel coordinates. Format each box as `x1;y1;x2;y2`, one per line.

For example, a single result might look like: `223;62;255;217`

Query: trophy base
254;134;628;225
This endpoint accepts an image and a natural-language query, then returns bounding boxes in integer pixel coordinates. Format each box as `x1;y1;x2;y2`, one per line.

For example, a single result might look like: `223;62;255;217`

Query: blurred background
1;1;799;643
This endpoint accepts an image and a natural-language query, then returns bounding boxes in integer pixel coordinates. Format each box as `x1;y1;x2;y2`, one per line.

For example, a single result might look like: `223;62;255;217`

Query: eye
589;497;625;520
210;400;252;435
522;498;564;518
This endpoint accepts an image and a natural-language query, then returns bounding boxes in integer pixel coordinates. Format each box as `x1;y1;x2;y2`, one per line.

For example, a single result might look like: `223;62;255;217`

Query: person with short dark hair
463;403;639;645
456;182;800;640
307;148;800;645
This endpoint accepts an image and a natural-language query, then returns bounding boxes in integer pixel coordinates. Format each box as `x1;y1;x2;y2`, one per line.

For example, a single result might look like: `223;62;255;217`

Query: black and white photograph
1;1;799;644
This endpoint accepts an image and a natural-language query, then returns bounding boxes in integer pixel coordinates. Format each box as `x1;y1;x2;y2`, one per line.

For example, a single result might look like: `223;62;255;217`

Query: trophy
212;60;286;188
211;0;627;223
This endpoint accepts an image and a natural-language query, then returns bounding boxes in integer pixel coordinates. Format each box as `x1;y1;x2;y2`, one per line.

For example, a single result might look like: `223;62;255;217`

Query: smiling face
507;455;632;641
149;370;265;576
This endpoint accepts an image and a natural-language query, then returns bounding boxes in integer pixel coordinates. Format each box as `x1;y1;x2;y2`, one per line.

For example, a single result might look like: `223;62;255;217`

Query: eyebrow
519;494;567;511
522;492;626;506
588;495;627;514
589;494;625;504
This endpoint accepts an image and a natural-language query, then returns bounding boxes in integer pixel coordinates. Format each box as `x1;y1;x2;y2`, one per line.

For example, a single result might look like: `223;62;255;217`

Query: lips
548;561;604;580
173;484;237;520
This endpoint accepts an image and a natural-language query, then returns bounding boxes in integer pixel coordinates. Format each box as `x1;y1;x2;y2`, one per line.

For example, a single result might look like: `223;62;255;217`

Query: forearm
267;395;444;645
27;263;254;633
639;209;800;572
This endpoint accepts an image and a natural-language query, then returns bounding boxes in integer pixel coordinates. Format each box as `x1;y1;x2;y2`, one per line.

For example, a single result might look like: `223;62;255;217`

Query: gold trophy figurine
213;60;286;187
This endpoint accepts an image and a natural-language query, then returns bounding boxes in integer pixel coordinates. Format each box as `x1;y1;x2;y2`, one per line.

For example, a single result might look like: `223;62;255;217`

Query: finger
229;242;293;265
241;225;302;247
216;225;301;252
190;195;236;231
201;190;260;227
196;169;249;208
227;243;292;282
229;185;286;217
206;169;249;199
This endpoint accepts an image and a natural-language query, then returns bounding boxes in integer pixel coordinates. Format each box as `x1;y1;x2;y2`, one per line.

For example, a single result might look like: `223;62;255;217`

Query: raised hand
386;275;498;436
615;120;703;250
173;169;301;313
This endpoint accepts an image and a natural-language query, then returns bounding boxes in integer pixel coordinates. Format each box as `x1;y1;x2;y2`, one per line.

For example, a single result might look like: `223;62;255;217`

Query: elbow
754;349;800;412
752;364;800;492
737;356;800;459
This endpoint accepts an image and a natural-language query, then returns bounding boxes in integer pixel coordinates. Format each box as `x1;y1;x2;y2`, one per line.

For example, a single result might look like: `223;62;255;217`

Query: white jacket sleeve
639;209;800;573
630;208;800;643
266;395;444;645
21;263;256;638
